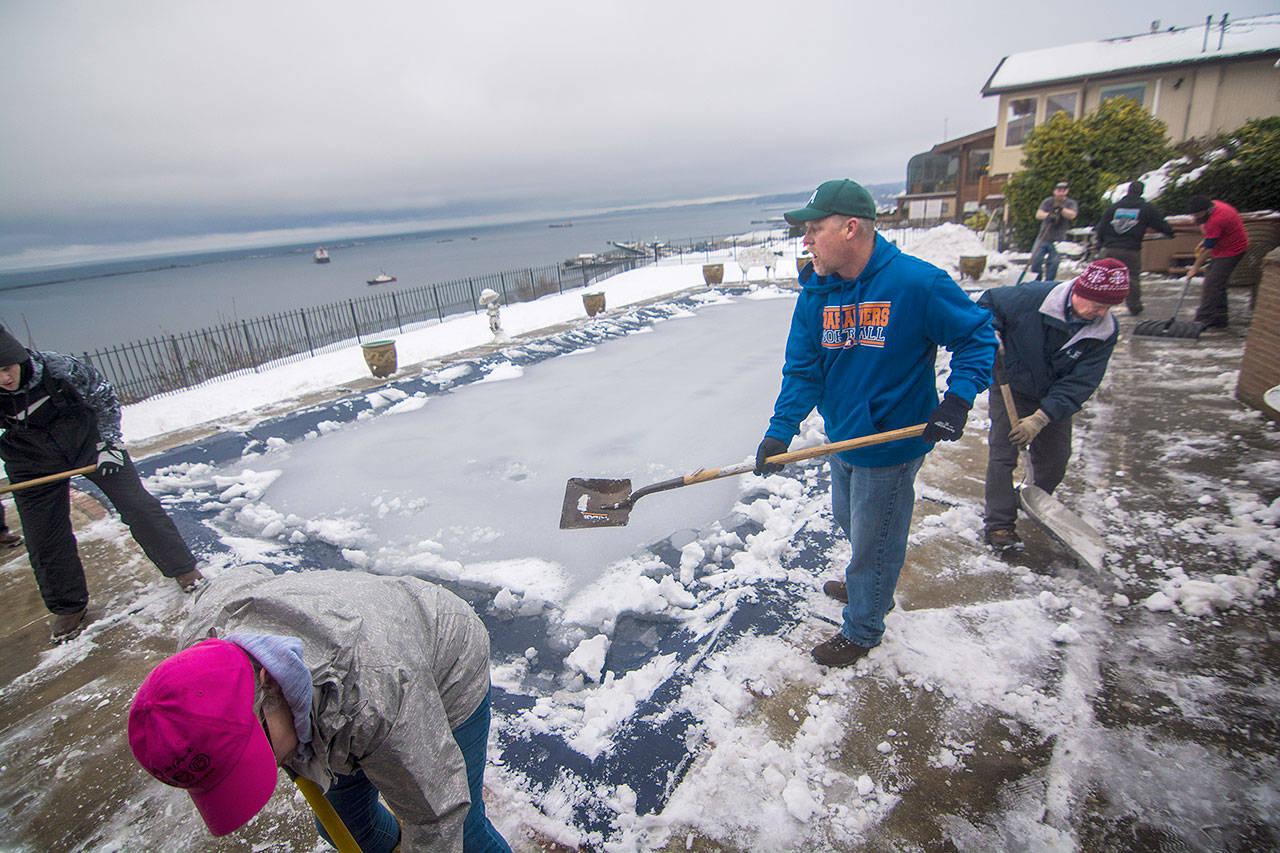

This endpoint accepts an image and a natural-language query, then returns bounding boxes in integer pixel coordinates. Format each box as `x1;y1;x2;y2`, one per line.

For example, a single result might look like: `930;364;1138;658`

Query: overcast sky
2;1;1276;252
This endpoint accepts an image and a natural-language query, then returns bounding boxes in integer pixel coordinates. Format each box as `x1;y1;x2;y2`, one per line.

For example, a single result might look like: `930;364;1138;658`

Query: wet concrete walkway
1;275;1276;851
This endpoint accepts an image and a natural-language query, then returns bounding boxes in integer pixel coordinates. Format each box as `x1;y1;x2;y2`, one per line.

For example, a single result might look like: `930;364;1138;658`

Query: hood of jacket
797;233;902;295
1040;281;1117;348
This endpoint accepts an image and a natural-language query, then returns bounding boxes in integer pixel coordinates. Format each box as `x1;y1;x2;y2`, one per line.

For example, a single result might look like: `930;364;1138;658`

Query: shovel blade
1133;318;1202;339
559;478;633;529
1019;485;1106;571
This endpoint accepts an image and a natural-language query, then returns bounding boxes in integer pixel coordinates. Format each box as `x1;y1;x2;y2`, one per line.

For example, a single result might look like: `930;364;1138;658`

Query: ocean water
0;194;805;353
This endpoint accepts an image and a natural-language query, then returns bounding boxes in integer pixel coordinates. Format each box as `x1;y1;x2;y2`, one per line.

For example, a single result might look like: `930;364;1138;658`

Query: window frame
1005;96;1037;147
1098;82;1146;108
1044;90;1079;120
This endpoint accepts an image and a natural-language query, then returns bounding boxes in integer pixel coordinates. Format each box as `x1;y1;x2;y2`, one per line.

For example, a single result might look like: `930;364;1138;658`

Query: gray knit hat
0;327;29;366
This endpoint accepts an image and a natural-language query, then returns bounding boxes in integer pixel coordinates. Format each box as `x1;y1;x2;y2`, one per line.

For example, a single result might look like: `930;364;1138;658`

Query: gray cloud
2;0;1273;248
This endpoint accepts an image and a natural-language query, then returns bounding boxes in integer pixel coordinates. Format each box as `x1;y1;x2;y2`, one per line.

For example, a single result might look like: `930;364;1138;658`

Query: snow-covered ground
3;227;1278;851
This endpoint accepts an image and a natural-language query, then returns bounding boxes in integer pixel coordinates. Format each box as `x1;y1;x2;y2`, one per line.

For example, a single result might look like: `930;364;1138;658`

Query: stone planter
702;263;724;285
360;340;397;378
582;292;606;317
958;255;987;280
1227;218;1280;292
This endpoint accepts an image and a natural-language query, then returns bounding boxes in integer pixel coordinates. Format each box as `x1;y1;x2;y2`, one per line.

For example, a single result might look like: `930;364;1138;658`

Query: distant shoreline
0;191;825;288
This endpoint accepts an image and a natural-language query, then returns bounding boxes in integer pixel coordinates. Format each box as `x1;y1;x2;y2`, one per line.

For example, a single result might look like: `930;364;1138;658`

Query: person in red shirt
1183;196;1249;329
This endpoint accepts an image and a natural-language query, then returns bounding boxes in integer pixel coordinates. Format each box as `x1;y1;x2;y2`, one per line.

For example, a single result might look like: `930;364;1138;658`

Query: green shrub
1005;97;1171;249
1154;117;1280;215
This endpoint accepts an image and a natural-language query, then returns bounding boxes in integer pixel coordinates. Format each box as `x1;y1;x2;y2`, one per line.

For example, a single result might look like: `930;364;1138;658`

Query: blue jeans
317;689;511;853
1029;240;1060;281
830;454;925;648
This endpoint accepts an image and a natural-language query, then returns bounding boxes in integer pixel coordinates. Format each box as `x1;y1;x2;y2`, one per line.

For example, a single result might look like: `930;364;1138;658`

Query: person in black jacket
1093;181;1174;316
0;503;22;548
0;327;203;643
977;259;1128;552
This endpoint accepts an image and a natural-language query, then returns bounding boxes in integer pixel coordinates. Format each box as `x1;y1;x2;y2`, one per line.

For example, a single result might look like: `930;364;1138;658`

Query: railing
83;229;786;404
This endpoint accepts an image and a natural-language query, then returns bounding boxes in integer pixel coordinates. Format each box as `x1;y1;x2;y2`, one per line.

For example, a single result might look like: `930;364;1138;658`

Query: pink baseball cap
128;639;279;836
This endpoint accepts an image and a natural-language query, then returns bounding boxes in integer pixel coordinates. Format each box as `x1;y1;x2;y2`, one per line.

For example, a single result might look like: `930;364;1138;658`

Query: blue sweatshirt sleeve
765;293;824;443
924;274;996;403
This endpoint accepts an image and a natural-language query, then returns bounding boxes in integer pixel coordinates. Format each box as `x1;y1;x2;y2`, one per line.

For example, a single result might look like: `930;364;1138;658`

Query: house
981;13;1280;180
897;126;1001;224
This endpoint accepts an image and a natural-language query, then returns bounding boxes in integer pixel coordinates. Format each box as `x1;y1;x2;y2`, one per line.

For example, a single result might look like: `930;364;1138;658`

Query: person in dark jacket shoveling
753;179;997;667
0;326;202;643
128;565;512;853
978;258;1128;552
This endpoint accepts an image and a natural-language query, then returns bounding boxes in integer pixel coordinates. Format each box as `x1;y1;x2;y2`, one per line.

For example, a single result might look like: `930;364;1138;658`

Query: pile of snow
890;222;1013;277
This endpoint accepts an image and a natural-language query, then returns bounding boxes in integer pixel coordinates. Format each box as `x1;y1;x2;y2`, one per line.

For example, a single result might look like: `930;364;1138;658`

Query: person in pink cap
128;564;511;852
977;258;1128;552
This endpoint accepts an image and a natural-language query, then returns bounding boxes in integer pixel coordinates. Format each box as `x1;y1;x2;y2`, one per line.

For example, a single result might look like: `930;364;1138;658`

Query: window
966;148;991;183
1005;97;1036;146
1099;83;1146;107
1045;91;1078;119
906;152;959;195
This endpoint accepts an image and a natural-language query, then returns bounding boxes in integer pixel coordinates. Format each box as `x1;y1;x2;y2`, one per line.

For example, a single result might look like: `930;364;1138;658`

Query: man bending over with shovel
128;564;512;852
0;326;202;643
754;179;997;667
978;257;1127;553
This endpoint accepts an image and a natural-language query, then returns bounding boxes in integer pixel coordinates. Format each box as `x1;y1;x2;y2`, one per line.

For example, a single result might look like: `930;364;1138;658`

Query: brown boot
812;632;870;667
173;568;207;593
0;530;22;548
51;609;87;644
822;580;847;602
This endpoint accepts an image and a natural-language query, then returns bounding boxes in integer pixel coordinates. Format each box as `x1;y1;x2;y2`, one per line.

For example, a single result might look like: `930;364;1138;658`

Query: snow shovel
288;770;360;853
0;464;98;496
1015;218;1051;285
560;424;926;529
993;350;1105;570
1132;272;1203;339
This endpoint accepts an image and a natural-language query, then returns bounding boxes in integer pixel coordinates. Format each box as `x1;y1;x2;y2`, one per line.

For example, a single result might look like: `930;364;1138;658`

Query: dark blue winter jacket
978;281;1117;422
765;234;996;466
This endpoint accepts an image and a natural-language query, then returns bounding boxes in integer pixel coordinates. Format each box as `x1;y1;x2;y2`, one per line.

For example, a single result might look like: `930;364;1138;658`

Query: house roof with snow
982;13;1280;95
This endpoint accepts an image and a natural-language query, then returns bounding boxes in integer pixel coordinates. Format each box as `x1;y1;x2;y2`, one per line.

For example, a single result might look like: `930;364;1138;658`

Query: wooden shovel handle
0;464;98;496
993;348;1021;428
682;423;929;487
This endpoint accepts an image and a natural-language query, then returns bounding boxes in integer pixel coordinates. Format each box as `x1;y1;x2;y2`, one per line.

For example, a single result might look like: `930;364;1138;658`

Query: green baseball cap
785;179;877;224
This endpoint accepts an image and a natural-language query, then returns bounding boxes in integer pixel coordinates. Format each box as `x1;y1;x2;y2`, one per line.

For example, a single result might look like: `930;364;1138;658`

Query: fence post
300;309;315;356
241;320;260;373
498;271;509;304
468;278;478;313
556;262;563;293
168;335;190;387
391;291;403;333
433;285;444;323
348;300;361;342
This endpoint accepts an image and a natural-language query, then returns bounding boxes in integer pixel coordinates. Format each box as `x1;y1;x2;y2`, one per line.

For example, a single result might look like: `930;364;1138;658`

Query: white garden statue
478;288;507;342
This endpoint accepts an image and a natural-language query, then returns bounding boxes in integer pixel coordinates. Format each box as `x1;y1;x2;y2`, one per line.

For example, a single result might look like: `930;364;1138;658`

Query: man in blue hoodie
754;180;997;667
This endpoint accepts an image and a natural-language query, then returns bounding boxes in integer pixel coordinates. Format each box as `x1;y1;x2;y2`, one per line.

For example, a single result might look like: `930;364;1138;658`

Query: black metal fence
81;230;785;405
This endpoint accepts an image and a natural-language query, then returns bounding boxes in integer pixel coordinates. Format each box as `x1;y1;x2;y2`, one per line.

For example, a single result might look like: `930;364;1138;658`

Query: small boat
548;222;573;228
366;271;397;286
313;247;330;263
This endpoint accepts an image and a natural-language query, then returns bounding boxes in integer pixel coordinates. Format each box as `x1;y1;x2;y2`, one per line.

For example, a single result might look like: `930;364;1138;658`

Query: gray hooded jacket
179;565;491;851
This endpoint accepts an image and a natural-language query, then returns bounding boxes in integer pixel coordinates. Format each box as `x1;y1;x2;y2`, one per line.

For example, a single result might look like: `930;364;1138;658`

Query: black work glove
922;393;972;443
754;437;788;476
96;441;125;475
